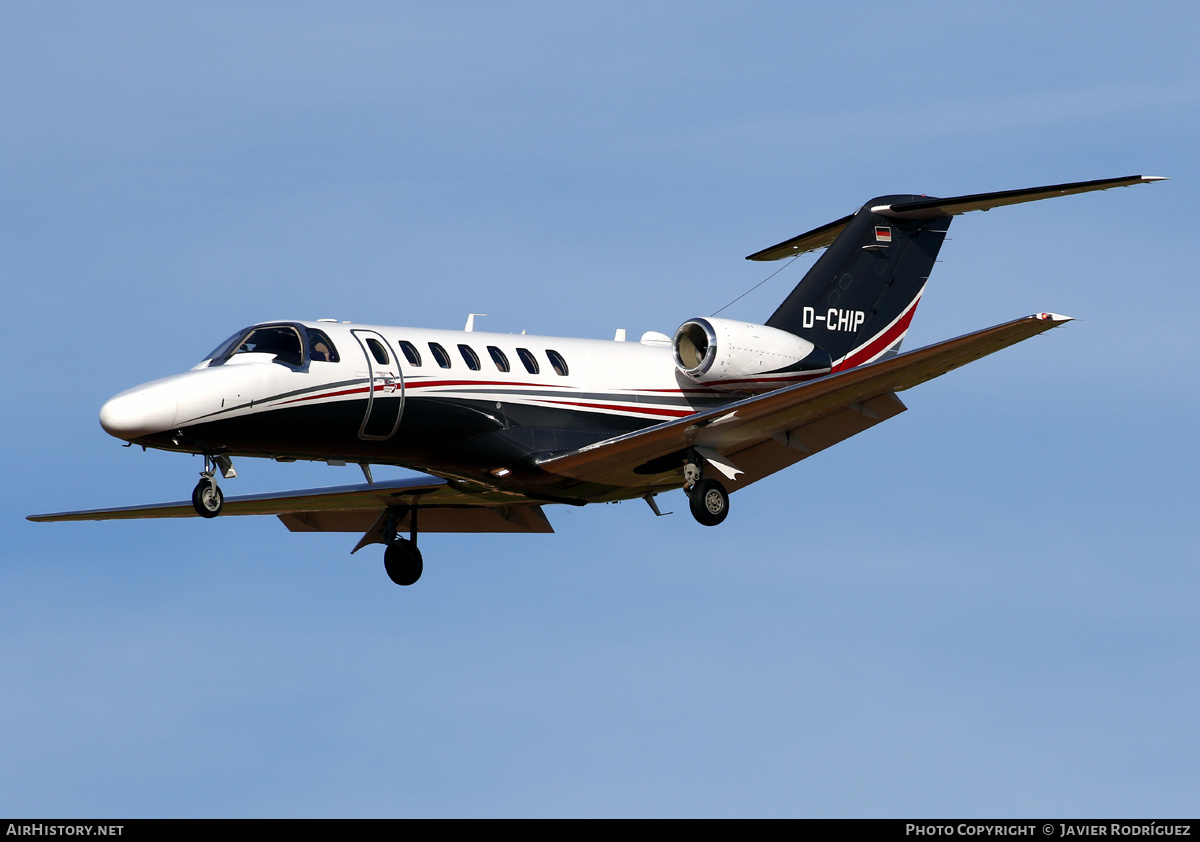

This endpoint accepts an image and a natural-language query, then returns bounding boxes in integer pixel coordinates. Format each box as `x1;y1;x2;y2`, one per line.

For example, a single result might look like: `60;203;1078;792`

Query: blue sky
3;2;1198;817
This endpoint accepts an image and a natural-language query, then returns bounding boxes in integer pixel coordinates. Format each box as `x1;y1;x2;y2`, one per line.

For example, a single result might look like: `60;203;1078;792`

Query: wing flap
538;313;1070;488
709;392;908;493
279;504;553;535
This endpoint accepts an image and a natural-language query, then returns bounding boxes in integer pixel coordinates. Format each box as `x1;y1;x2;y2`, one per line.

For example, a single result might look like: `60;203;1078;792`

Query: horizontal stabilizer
871;174;1166;219
744;212;855;261
747;175;1165;260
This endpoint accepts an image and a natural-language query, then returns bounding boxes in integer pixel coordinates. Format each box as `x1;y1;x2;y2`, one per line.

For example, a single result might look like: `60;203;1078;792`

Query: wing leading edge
537;313;1073;491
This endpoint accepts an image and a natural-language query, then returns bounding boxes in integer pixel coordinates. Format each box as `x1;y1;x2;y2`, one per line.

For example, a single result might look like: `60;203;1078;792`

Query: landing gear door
351;330;404;440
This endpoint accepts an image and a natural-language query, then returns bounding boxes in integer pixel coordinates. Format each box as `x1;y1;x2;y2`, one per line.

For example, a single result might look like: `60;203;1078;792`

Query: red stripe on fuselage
405;378;551;390
832;297;921;372
280;385;371;404
276;380;698;413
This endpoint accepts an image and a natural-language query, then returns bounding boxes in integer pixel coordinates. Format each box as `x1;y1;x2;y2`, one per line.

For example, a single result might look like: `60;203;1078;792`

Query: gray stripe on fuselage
183;377;731;427
182;377;370;423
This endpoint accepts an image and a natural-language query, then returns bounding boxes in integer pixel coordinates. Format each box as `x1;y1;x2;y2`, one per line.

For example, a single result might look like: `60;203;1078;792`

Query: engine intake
672;317;830;391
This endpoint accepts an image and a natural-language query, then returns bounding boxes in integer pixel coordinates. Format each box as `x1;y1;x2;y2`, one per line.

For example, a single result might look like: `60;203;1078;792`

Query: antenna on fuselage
465;313;487;332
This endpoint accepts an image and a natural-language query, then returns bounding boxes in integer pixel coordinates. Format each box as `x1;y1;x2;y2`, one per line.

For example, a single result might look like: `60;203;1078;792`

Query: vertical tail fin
762;196;951;370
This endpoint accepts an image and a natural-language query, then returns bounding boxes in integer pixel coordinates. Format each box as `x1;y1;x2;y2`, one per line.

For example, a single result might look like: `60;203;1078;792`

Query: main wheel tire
191;479;223;518
384;540;424;586
688;479;729;527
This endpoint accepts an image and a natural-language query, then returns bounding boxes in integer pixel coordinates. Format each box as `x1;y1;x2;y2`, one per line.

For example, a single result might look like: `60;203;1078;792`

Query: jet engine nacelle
672;317;831;391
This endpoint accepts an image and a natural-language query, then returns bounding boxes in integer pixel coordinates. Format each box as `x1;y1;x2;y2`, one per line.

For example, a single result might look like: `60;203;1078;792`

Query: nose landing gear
191;476;223;518
190;453;234;518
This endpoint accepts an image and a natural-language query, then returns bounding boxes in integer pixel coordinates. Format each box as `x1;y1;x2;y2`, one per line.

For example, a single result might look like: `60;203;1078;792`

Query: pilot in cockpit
310;340;332;362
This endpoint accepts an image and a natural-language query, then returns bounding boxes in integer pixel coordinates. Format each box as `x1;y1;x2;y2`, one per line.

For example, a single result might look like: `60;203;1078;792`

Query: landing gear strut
683;452;729;527
382;503;424;586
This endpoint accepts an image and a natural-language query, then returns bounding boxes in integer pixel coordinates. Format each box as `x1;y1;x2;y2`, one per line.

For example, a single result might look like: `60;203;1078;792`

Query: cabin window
398;340;422;367
366;338;390;366
487;346;510;373
306;328;339;363
458;344;481;371
429;342;452;369
516;347;540;375
546;349;569;376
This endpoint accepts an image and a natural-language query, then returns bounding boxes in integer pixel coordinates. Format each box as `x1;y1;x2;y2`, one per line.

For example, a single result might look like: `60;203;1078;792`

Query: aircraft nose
99;383;179;440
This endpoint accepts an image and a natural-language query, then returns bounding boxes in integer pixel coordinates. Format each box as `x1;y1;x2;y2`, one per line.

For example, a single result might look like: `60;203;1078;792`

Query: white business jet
30;175;1164;586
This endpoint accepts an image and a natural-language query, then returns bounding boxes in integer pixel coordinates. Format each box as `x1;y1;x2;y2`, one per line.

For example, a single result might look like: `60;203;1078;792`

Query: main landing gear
683;455;729;527
384;540;423;587
382;504;424;586
688;479;729;526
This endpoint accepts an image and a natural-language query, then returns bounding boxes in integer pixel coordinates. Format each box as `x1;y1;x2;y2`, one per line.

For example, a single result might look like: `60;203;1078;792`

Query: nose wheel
191;453;230;518
191;476;223;518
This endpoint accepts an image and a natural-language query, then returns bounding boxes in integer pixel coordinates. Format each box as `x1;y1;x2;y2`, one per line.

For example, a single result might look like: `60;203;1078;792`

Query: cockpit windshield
204;324;305;367
204;330;245;363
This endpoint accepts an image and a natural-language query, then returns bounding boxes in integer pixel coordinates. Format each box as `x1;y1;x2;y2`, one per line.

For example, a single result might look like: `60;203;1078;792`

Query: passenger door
351;330;404;440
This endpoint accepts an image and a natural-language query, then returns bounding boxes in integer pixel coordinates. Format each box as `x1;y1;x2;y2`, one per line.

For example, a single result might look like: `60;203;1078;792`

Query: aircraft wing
28;474;555;540
537;313;1072;491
